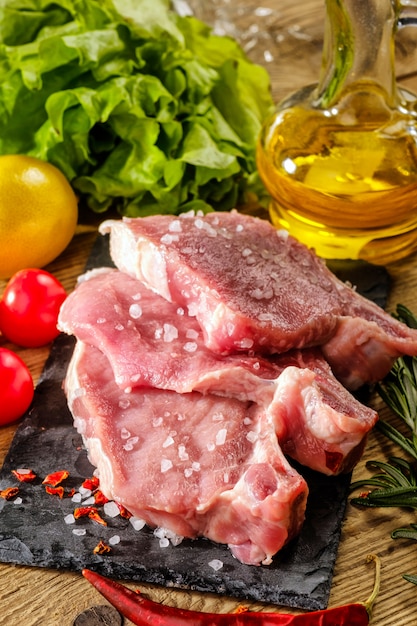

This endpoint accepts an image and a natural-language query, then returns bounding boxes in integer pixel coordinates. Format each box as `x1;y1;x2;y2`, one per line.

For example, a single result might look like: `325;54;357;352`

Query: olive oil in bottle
257;0;417;264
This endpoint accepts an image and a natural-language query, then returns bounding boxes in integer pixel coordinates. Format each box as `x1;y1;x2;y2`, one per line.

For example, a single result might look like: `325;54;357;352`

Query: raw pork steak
58;268;377;475
65;340;308;566
100;212;417;389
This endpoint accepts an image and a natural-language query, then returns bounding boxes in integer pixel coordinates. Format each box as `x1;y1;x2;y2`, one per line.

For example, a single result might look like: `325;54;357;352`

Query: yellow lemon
0;155;78;280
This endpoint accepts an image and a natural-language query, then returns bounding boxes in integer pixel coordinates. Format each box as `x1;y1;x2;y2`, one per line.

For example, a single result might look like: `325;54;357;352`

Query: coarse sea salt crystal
178;444;189;461
13;497;23;505
129;303;142;319
73;528;86;536
79;486;92;497
208;559;223;571
160;233;179;245
104;501;121;518
159;537;170;548
246;431;257;443
72;492;82;503
82;496;95;505
235;338;254;350
215;428;227;446
123;436;139;451
161;458;173;473
169;219;182;232
185;329;199;340
64;513;75;525
183;342;197;353
163;323;178;342
109;534;121;546
130;517;146;531
120;427;131;439
163;436;175;448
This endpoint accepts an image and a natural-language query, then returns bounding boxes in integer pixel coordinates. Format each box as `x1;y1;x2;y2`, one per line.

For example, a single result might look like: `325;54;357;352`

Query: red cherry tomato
0;347;34;425
0;269;67;348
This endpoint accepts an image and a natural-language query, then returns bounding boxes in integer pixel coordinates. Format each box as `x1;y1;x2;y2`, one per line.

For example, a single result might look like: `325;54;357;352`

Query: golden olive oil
257;0;417;264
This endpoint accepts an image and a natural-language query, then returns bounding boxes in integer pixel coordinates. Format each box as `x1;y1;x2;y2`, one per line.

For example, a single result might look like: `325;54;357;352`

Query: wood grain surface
2;1;417;624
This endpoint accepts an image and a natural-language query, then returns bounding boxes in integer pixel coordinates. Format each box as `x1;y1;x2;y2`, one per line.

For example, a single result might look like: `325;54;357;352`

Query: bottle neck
315;0;399;109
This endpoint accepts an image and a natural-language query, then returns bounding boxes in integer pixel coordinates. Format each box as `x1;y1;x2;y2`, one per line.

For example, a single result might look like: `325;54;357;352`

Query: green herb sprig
350;304;417;585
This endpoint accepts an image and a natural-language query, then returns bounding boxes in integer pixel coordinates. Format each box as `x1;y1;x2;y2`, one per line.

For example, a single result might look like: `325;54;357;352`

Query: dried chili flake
45;485;65;499
74;505;97;519
234;606;249;614
82;476;100;491
94;490;109;506
116;502;132;519
88;509;108;526
74;506;107;526
93;540;111;555
11;468;37;483
42;470;69;487
0;487;19;500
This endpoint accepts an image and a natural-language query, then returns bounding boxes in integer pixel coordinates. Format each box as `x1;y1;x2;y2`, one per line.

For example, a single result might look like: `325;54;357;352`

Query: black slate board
0;236;390;612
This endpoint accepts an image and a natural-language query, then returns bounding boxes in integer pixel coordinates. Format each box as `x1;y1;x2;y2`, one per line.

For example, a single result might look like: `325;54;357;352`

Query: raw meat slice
57;267;280;398
99;212;341;354
268;350;377;474
65;340;308;566
58;268;378;475
100;211;417;388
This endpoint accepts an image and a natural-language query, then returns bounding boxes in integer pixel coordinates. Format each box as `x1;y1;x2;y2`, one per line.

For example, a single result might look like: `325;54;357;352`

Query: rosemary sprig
350;304;417;585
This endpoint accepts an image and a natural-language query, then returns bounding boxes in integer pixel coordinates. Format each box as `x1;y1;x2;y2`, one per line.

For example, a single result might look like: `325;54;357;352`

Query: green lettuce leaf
0;0;274;216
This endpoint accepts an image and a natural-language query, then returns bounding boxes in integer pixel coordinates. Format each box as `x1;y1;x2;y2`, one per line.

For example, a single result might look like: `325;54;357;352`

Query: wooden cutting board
2;1;417;624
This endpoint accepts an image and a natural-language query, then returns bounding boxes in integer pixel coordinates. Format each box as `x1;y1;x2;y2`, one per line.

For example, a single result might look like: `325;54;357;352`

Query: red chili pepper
11;469;37;483
42;470;69;487
45;485;65;499
83;555;380;626
0;486;19;500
